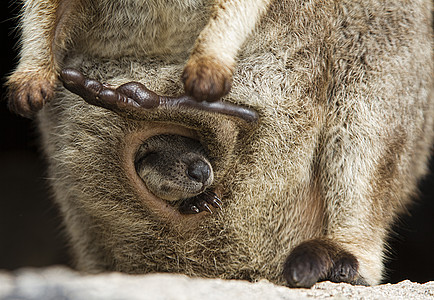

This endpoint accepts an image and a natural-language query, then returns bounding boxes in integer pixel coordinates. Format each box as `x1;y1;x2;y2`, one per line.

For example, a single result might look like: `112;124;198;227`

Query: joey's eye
135;151;159;169
142;152;159;160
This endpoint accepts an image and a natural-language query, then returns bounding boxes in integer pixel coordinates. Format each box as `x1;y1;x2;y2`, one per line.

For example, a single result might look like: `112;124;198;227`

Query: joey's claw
60;68;258;126
202;203;213;214
60;68;103;104
206;191;222;209
179;191;222;215
211;197;222;209
189;205;200;214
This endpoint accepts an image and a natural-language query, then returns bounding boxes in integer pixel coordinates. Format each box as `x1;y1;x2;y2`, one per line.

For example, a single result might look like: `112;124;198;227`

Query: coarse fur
7;0;271;117
10;0;434;287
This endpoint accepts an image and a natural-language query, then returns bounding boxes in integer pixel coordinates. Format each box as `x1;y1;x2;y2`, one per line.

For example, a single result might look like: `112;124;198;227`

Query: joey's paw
182;56;233;102
179;191;222;214
283;239;360;288
7;71;56;118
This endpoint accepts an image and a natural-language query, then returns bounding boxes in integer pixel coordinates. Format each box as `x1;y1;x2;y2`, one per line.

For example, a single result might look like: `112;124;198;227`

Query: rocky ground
1;266;433;300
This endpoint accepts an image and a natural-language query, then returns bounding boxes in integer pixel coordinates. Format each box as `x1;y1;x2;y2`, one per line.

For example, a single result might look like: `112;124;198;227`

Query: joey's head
135;134;213;201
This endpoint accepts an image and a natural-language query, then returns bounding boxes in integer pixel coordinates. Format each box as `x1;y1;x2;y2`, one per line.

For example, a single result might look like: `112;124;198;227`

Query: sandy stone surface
0;266;433;300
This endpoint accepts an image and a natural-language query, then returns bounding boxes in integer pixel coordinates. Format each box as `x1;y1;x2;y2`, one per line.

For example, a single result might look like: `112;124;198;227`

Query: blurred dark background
0;1;433;283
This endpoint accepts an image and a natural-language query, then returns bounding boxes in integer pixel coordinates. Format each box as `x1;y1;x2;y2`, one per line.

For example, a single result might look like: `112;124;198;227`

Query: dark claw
211;197;222;209
202;203;213;214
179;191;223;215
59;68;258;126
190;205;200;214
205;191;222;209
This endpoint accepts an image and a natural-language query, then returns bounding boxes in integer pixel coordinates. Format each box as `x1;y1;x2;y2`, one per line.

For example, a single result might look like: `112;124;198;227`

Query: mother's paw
182;55;233;102
7;70;56;118
283;239;362;288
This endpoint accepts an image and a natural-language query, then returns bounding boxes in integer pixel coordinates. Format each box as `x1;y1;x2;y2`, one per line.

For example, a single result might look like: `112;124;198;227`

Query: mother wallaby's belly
75;0;209;59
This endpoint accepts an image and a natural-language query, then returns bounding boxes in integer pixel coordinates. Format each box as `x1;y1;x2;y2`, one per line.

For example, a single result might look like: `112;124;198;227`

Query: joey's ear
59;68;259;183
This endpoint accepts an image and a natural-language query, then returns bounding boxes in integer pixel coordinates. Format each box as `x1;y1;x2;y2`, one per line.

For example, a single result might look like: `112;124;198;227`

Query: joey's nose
187;160;211;183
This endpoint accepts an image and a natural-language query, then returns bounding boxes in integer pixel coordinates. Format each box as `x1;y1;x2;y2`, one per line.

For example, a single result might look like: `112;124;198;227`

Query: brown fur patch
373;127;409;219
304;170;327;238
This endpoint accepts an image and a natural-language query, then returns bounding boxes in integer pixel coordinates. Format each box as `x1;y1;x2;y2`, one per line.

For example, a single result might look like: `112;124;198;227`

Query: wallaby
8;0;434;288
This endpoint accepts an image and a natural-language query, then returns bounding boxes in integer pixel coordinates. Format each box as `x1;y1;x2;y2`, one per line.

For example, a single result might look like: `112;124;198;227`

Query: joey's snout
187;160;211;183
135;134;214;202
